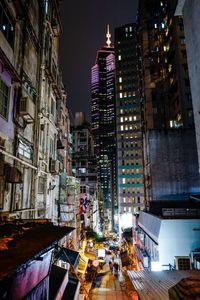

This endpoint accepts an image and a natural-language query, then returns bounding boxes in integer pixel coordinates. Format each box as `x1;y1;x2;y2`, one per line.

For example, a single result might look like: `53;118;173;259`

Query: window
78;167;86;174
80;186;86;193
0;78;10;120
44;0;49;14
18;139;32;159
180;36;185;44
0;2;15;46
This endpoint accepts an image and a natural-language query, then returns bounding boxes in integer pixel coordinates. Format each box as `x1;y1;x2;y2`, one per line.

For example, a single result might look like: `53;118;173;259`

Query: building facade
138;0;194;131
115;24;144;232
0;1;79;237
175;0;200;174
135;205;200;271
71;112;100;236
91;26;116;232
138;0;198;203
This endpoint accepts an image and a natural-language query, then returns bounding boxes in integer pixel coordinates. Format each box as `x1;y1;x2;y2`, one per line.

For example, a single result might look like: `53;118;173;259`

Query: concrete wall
183;0;200;173
0;61;14;140
159;219;200;267
148;129;200;199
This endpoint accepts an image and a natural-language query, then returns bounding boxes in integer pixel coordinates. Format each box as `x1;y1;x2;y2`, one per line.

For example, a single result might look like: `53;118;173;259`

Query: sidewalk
88;256;137;300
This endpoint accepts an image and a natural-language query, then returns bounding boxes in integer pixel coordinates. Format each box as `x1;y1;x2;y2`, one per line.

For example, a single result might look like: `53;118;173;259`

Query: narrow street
87;255;137;300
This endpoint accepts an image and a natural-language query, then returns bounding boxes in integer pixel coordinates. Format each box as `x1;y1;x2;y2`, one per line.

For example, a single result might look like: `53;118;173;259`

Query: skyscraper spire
106;24;111;47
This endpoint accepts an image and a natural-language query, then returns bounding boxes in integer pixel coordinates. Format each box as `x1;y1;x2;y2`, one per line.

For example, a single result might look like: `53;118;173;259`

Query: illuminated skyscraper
115;24;144;231
91;26;117;231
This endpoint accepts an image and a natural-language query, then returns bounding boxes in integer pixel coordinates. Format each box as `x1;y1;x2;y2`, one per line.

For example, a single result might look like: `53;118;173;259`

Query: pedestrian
109;261;113;272
113;262;119;276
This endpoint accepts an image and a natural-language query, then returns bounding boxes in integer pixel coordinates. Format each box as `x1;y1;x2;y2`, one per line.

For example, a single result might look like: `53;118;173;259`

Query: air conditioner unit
175;256;191;270
49;159;60;174
19;97;35;120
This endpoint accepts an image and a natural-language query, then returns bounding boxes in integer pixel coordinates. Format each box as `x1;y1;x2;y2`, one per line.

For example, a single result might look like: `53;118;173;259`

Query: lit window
121;125;124;131
168;64;172;72
154;24;157;29
129;116;132;121
120;93;123;98
18;139;32;159
0;3;15;47
119;77;122;83
122;178;126;184
118;55;121;61
129;26;132;32
120;117;123;122
134;116;137;121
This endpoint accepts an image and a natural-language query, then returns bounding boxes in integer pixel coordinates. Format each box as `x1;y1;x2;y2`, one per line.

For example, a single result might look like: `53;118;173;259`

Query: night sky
59;0;139;121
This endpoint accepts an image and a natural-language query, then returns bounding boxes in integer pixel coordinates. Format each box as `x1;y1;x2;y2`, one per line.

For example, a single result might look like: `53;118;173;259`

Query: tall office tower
71;112;97;194
138;0;200;203
175;0;200;173
138;0;194;130
115;24;144;232
91;26;117;232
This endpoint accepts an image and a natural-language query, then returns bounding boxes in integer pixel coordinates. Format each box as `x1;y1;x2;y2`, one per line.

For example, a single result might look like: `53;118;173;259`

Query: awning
77;252;89;275
128;270;200;300
56;248;80;268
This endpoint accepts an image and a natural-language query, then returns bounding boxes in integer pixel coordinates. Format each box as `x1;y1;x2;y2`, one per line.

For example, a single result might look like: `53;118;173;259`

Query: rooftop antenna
106;24;111;47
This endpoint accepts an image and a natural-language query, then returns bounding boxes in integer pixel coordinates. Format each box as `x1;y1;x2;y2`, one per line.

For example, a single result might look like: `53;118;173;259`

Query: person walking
109;260;113;273
113;262;119;276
